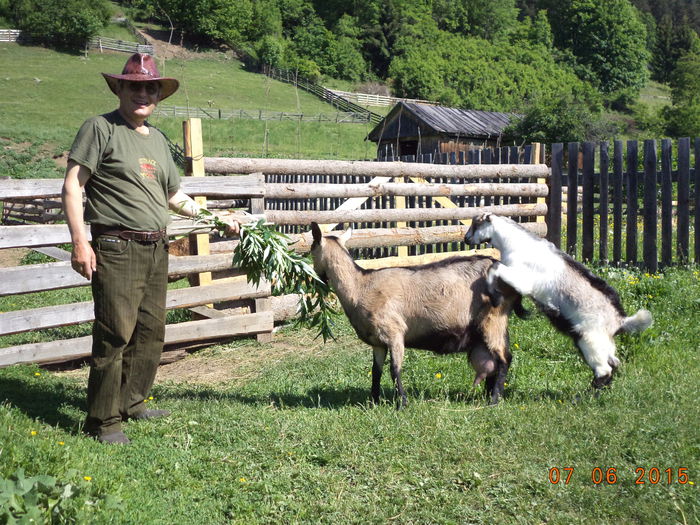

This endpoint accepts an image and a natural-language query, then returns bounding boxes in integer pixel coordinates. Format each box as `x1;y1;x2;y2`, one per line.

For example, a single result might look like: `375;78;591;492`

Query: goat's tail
619;309;653;334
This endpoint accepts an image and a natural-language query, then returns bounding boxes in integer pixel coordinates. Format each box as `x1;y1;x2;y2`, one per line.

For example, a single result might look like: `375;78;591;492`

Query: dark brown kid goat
309;222;526;408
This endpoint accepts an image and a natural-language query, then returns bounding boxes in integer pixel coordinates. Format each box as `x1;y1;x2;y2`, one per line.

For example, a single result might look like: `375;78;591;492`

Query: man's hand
71;239;97;280
214;211;241;236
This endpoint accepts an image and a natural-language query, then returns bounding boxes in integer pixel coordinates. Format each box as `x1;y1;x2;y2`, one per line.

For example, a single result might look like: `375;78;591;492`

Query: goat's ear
311;222;322;243
338;227;352;246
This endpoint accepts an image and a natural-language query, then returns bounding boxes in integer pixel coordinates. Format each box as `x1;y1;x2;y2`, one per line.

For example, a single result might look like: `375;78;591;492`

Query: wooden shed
367;102;516;159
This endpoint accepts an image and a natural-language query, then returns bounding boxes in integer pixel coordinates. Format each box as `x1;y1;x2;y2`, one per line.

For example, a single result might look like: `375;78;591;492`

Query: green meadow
1;265;698;523
0;43;374;180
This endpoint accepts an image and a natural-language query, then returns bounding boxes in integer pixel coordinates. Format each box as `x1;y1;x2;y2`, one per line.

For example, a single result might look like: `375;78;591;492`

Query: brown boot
97;431;130;444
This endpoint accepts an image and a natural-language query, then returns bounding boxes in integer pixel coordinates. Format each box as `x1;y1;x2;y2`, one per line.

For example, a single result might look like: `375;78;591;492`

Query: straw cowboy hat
102;53;179;101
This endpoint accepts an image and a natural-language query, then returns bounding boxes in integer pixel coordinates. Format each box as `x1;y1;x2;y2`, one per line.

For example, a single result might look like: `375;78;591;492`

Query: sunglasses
123;81;160;96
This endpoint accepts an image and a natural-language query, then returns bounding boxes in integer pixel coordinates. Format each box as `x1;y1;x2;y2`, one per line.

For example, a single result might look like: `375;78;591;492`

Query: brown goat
310;222;524;408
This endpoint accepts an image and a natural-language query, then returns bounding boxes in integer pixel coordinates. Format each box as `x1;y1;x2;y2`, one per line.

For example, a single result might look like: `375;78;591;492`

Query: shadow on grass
154;383;505;410
0;377;85;433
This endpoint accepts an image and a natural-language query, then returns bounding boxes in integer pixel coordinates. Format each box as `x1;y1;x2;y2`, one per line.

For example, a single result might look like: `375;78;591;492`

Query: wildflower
367;370;372;376
149;396;154;400
34;372;41;377
30;430;37;436
435;373;443;379
513;343;520;349
83;476;92;482
58;441;65;446
239;477;247;483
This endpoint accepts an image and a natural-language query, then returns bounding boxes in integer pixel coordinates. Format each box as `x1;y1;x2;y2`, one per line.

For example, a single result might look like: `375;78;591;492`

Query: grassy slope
0;267;698;523
0;43;374;178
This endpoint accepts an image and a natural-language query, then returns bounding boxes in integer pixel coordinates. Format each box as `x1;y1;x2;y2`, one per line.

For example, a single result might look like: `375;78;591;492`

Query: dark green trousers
85;234;169;437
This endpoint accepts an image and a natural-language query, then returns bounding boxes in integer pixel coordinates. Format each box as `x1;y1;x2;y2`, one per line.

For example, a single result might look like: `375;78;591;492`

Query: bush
12;0;110;50
257;35;286;68
504;94;618;144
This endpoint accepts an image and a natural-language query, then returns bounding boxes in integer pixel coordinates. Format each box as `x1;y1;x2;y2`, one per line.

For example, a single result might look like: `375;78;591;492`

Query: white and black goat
464;213;652;388
309;222;526;408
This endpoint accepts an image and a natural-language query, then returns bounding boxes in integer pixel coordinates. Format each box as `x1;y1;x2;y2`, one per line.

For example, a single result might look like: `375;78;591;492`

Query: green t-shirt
69;110;181;231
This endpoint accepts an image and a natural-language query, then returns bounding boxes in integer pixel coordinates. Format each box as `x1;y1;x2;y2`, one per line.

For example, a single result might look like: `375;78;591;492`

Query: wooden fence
154;105;371;124
325;89;435;108
0;29;22;42
5;121;696;368
87;35;154;55
548;139;699;271
265;67;383;125
0;119;547;367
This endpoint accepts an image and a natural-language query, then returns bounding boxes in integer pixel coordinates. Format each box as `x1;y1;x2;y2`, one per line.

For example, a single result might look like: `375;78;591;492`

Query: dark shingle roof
367;102;515;142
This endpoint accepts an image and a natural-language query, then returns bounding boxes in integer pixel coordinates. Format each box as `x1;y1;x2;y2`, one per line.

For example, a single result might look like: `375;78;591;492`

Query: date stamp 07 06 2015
548;467;693;485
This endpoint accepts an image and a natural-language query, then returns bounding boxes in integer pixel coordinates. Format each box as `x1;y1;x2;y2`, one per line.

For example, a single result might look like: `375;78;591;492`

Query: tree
389;30;599;113
326;15;368;81
431;0;520;41
504;94;618;144
651;14;698;83
662;49;700;136
197;0;254;49
543;0;649;105
11;0;110;49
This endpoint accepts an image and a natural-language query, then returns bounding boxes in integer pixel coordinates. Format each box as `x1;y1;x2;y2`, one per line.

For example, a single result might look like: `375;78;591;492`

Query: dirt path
0;248;28;268
137;28;231;61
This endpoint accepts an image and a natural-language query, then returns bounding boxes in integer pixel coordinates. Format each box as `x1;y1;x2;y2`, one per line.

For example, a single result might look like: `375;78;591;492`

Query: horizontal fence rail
203;157;549;179
154;105;370;124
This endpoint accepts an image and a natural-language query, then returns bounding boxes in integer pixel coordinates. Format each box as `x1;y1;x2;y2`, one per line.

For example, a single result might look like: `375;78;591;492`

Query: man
62;53;238;444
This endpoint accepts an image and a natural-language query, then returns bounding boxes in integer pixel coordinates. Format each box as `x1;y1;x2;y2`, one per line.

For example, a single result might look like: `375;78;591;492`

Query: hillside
0;43;375;179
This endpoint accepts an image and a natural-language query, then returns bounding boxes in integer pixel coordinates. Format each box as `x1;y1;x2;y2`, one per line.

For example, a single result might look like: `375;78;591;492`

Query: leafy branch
192;210;339;341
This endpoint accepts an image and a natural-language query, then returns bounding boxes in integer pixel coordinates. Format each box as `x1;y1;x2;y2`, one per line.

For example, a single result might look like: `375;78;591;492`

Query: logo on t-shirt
139;158;158;180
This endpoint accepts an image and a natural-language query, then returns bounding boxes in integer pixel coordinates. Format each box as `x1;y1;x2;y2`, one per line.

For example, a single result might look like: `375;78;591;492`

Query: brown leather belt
91;225;167;242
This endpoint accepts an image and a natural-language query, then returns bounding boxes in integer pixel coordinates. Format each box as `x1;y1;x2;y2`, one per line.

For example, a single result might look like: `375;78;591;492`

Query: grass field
0;265;698;523
0;43;374;179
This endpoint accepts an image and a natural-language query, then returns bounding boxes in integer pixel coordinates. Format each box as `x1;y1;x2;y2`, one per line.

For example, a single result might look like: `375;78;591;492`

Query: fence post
626;140;639;265
677;137;690;262
395;176;408;257
661;139;673;267
567;142;579;256
599;142;609;263
183;118;212;288
643;139;658;273
533;143;547;231
582;141;595;262
612;140;623;265
548;143;563;248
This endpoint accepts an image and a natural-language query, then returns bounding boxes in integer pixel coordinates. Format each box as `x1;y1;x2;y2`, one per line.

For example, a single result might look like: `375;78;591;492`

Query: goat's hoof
592;374;613;389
